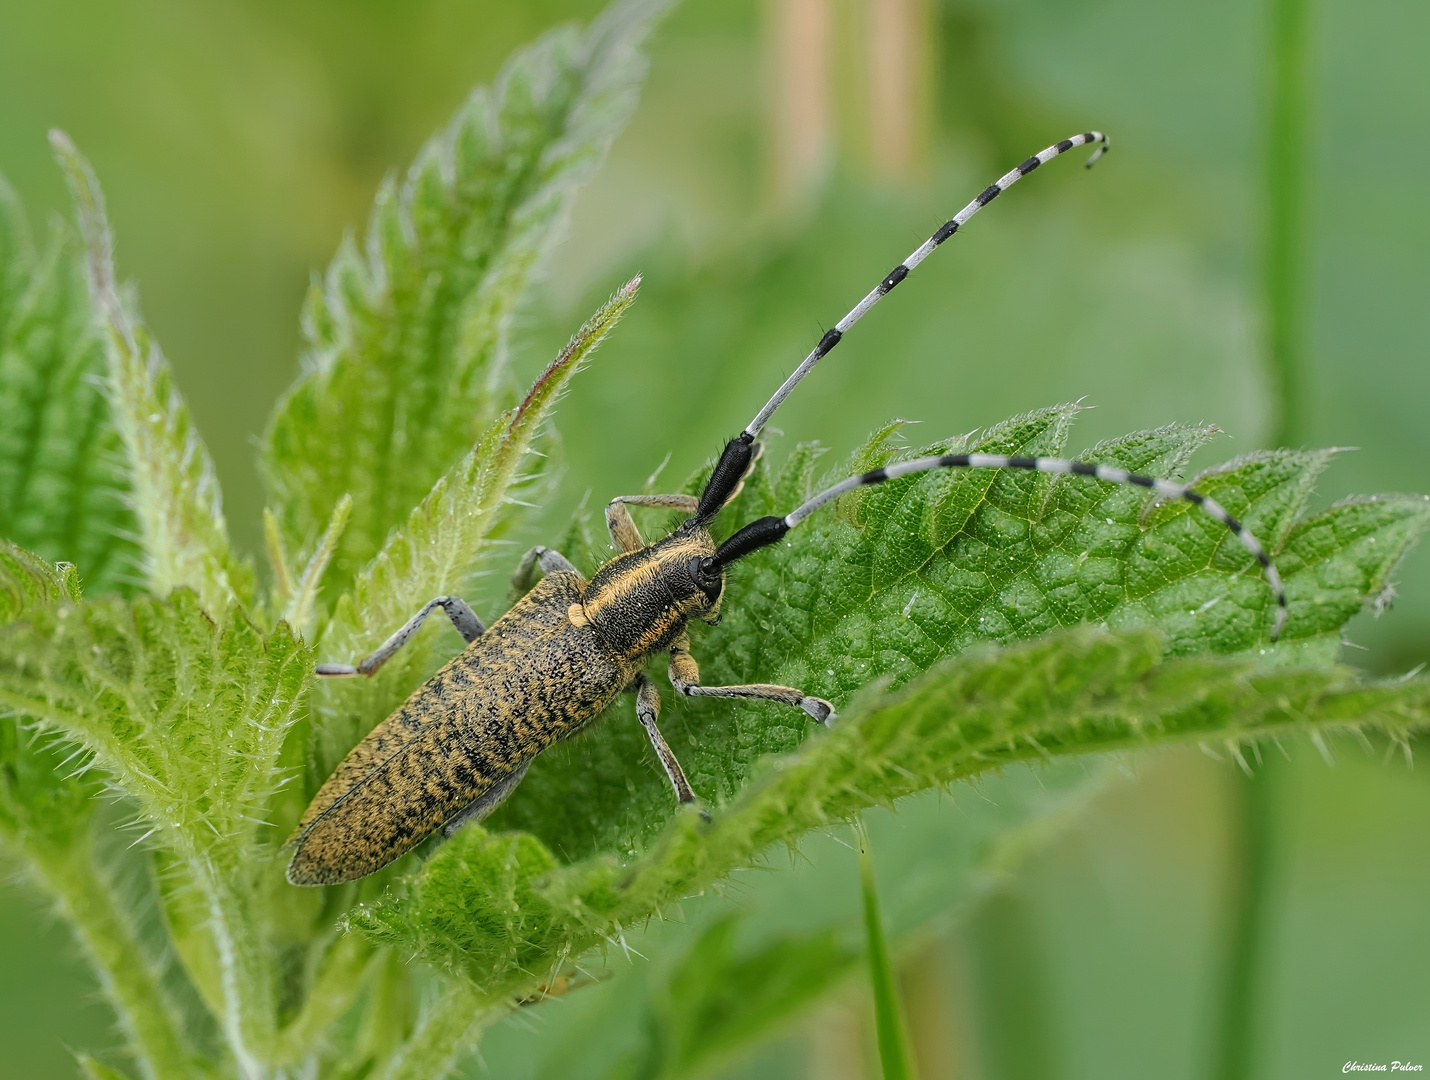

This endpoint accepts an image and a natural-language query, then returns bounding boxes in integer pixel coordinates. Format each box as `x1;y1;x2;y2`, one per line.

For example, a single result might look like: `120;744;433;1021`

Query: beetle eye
687;556;723;600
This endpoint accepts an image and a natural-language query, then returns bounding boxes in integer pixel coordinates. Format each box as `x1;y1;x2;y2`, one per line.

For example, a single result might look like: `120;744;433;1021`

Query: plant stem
268;934;374;1067
1214;0;1315;1072
1211;758;1280;1080
28;839;211;1080
1263;0;1314;448
204;873;280;1080
371;979;488;1080
854;817;917;1080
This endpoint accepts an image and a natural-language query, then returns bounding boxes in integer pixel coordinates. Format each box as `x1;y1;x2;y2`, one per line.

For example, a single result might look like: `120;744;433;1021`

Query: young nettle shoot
286;131;1287;886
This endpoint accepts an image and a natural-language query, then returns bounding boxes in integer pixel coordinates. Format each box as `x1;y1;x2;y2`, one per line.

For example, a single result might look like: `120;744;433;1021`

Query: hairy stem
191;864;279;1079
371;980;489;1080
269;935;374;1067
26;839;211;1080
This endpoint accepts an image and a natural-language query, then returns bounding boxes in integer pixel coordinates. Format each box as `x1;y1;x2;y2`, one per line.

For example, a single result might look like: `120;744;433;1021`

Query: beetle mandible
286;131;1288;886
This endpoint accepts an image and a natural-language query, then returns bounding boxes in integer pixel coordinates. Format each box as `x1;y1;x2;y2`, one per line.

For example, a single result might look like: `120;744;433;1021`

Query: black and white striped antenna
711;451;1289;641
744;131;1110;439
696;129;1292;641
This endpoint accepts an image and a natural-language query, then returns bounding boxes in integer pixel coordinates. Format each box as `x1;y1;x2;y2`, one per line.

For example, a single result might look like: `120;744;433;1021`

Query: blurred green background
1;0;1427;1077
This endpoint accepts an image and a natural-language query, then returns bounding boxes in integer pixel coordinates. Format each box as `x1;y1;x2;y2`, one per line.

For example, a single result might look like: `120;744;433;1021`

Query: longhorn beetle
286;131;1288;886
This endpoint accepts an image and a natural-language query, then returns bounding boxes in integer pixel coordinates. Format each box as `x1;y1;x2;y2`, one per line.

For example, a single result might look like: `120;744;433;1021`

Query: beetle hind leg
629;672;699;807
668;636;835;725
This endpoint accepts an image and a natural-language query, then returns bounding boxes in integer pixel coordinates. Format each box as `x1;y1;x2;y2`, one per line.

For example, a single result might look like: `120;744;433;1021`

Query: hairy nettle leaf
262;0;666;600
352;629;1430;994
307;275;641;788
0;590;310;855
0;176;138;594
0;541;88;846
343;405;1429;1028
0;543;215;1080
52;134;253;616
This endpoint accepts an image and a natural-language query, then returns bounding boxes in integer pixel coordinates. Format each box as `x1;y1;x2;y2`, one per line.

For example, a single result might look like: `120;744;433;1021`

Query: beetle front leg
629;672;697;805
315;596;485;678
668;636;835;724
605;494;700;554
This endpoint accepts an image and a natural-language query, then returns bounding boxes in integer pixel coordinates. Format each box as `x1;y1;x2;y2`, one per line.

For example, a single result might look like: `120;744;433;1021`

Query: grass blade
856;816;917;1080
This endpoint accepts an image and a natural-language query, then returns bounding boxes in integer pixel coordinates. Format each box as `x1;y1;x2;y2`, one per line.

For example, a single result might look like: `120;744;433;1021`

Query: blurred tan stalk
766;0;931;202
867;0;931;180
768;0;834;201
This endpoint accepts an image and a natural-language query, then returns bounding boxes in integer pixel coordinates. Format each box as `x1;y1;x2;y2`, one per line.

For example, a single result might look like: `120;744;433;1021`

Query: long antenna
743;131;1110;439
711;449;1289;641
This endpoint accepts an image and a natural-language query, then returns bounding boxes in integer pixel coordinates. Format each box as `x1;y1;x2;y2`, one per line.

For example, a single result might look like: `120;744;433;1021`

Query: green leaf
0;548;93;858
307;277;639;786
0;538;88;855
346;408;1428;1065
596;916;858;1080
1;542;209;1080
0;590;310;858
0;175;138;593
261;0;668;599
0;538;81;623
50;132;252;616
491;763;1104;1080
0;584;313;1066
493;413;1430;859
349;627;1430;999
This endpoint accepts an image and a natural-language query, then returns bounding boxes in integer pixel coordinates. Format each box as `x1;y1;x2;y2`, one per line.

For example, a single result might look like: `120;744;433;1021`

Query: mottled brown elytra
286;130;1288;886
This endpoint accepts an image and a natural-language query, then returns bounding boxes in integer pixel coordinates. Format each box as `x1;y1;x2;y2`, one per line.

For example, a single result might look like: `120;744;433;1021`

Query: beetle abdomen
287;573;633;885
286;716;511;884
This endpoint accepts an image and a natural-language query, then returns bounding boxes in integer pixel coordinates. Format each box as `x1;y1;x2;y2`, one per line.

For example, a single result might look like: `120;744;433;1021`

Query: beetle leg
629;672;697;805
314;596;485;678
668;635;835;725
605;494;701;554
510;546;580;596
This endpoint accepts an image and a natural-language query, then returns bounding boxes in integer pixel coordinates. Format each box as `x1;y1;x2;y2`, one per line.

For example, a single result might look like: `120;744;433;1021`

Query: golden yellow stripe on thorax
580;536;707;623
581;560;663;622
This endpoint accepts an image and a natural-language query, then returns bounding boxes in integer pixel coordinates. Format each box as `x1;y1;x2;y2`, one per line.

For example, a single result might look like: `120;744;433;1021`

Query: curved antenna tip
1269;603;1289;643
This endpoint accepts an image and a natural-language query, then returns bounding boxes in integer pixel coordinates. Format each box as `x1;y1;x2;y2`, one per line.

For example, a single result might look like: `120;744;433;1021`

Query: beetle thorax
582;526;724;662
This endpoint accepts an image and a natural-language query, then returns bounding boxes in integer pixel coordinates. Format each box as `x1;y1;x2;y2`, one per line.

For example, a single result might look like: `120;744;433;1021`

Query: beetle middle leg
510;545;580;595
605;494;700;553
314;596;485;678
668;635;835;724
628;672;697;804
